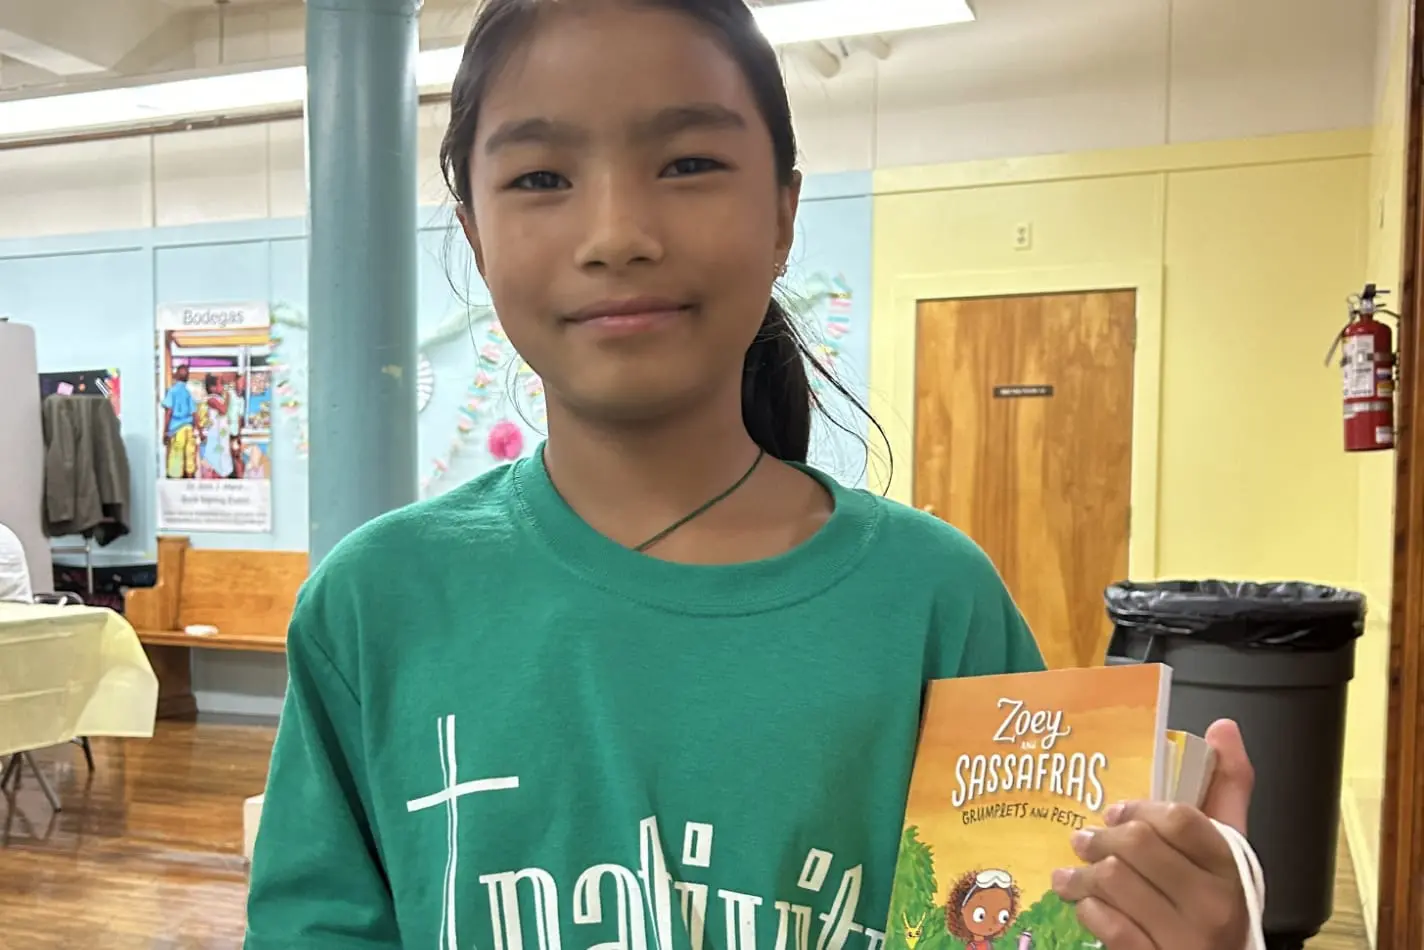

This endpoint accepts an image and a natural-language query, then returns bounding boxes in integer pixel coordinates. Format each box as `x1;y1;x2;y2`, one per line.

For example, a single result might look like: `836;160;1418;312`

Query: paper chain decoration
268;304;311;457
263;272;853;496
269;303;494;461
417;355;435;413
421;312;545;495
797;272;854;397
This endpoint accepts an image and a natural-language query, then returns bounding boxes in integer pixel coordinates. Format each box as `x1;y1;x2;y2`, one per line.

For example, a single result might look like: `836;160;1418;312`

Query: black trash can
1103;580;1366;950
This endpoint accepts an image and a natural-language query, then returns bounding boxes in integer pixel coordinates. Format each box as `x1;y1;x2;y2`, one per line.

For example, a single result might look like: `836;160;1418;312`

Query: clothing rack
50;537;94;597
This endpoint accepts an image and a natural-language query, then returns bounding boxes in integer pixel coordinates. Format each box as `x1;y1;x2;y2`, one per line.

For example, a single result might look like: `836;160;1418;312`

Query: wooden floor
0;721;1375;949
1308;829;1372;950
0;721;270;949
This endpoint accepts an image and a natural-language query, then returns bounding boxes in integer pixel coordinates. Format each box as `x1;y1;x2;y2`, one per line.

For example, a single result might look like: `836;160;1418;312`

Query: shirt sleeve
244;591;401;950
953;555;1048;678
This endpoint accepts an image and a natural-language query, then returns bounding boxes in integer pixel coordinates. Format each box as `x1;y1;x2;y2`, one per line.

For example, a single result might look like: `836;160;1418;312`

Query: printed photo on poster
39;368;121;418
155;302;273;533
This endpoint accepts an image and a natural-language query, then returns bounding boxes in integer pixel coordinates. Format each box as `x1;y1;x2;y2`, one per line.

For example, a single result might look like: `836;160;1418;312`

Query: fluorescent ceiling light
0;0;974;141
0;67;307;140
755;0;974;46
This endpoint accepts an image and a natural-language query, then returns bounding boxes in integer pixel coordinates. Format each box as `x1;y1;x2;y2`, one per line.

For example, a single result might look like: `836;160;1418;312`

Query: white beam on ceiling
856;35;895;59
0;0;171;76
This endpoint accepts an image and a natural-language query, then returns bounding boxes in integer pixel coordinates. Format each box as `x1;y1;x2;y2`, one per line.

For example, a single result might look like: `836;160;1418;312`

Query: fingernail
1070;829;1095;856
1105;802;1126;826
1051;868;1073;892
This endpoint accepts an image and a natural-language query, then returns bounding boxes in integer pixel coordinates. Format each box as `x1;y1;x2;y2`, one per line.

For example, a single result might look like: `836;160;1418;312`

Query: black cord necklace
633;448;766;553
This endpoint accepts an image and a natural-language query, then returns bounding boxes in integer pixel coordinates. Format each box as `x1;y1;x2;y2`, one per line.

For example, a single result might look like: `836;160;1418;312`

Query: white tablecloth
0;602;158;757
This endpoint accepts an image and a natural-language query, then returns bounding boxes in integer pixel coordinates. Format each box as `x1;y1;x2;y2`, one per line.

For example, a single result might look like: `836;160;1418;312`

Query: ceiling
156;0;286;6
0;0;301;89
0;0;940;95
0;0;1387;155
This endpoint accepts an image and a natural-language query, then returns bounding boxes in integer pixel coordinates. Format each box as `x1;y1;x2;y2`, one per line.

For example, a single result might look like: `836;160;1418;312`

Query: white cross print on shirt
406;714;520;950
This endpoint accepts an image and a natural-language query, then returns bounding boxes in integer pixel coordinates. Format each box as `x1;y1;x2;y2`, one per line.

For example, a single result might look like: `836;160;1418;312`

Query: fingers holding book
1051;800;1248;949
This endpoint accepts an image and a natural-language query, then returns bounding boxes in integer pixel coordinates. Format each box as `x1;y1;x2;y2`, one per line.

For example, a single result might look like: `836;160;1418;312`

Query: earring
775;260;788;277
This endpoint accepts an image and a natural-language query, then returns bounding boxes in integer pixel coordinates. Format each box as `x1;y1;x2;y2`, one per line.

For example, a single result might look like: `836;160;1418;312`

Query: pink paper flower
488;420;525;461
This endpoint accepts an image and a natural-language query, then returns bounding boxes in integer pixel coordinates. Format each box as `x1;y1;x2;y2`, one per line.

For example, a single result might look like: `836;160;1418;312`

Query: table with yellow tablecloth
0;601;159;759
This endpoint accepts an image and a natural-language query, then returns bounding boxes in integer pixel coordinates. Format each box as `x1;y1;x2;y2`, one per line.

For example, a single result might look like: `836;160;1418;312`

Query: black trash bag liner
1104;580;1365;651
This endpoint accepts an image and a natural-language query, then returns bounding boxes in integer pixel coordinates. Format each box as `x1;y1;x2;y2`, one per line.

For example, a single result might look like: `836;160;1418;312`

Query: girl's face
461;0;800;425
963;888;1013;937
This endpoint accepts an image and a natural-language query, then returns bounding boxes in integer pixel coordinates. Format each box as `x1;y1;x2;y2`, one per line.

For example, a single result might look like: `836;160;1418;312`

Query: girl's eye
997;910;1010;924
662;156;724;177
508;170;569;191
971;908;986;923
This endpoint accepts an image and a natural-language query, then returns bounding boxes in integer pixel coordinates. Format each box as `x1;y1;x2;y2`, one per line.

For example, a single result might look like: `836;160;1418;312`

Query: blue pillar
305;0;420;564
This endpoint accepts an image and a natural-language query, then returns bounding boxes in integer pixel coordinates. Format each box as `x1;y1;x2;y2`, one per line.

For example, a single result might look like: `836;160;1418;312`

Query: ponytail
742;295;895;483
741;299;813;463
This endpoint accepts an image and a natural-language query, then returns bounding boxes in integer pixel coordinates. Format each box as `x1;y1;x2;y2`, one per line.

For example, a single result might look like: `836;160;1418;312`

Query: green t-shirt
244;449;1046;950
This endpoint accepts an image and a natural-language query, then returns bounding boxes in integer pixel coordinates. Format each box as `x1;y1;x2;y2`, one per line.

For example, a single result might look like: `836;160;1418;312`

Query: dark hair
439;0;888;471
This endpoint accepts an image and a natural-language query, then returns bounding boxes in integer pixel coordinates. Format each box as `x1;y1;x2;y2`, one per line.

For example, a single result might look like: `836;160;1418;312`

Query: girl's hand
1051;719;1256;949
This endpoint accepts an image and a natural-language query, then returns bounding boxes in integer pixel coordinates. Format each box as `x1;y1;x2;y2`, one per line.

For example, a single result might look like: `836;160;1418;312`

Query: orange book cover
884;664;1171;950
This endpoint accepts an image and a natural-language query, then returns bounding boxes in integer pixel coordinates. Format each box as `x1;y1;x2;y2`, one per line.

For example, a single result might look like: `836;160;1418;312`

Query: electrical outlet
1013;222;1033;250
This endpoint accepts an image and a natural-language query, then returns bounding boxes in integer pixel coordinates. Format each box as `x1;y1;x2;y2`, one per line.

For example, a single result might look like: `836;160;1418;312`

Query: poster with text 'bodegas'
155;302;273;533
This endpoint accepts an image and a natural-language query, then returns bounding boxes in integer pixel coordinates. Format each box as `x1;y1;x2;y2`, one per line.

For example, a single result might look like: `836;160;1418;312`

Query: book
884;663;1216;950
1164;728;1217;809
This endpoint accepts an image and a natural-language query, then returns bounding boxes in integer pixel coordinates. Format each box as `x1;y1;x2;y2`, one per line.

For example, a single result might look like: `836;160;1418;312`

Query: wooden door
913;290;1136;669
1378;3;1424;940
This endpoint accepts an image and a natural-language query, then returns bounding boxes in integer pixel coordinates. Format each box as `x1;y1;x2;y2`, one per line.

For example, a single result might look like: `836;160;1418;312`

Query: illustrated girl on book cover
945;869;1026;950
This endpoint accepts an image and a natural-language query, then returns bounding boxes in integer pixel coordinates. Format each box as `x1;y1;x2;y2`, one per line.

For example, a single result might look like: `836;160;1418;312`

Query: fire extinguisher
1326;283;1398;452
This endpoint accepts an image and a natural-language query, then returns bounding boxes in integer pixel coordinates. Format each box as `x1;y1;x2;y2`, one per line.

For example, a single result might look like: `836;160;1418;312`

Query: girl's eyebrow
629;103;748;141
483;103;748;156
484;117;586;155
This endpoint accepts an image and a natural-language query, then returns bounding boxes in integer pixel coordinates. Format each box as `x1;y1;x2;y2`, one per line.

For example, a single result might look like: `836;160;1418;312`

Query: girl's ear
774;170;802;268
456;204;488;279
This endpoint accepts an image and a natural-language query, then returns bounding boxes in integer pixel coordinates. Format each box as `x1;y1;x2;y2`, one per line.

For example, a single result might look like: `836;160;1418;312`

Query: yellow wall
868;122;1402;943
869;130;1370;587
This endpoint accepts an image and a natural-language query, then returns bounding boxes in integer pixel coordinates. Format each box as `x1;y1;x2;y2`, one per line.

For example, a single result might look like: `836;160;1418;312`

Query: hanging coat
41;395;131;546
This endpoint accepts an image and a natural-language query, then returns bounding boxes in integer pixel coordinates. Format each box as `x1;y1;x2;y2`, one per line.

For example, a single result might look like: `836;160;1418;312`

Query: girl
946;869;1019;950
245;2;1260;949
199;374;233;479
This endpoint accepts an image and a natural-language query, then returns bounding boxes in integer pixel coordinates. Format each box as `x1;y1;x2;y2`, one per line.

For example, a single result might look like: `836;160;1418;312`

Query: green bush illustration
884;826;1095;950
884;826;954;950
1007;891;1095;949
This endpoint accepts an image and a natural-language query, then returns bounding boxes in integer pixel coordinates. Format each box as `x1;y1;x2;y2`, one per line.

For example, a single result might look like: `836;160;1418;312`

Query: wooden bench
123;535;307;719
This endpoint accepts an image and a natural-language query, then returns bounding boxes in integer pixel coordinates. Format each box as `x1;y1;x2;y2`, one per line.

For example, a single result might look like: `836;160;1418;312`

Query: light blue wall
0;220;313;558
0;172;874;716
790;172;875;487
